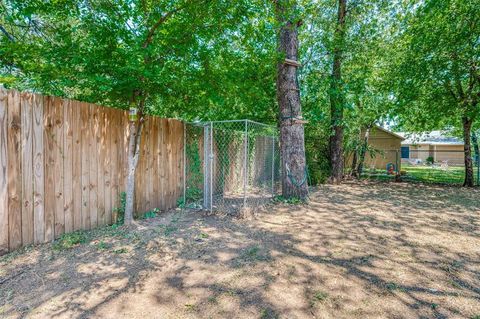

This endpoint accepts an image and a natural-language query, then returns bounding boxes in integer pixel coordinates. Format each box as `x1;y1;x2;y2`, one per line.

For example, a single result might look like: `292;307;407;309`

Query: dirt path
1;182;479;319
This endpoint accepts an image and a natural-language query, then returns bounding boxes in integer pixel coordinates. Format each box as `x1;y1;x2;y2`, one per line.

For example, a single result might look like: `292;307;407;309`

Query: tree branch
142;1;195;49
0;24;14;41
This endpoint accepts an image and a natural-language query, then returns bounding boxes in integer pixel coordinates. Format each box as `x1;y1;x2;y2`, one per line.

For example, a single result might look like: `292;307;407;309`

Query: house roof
396;131;463;146
371;125;406;141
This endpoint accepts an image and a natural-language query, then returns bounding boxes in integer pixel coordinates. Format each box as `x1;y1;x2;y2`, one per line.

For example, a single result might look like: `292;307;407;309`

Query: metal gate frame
184;119;280;213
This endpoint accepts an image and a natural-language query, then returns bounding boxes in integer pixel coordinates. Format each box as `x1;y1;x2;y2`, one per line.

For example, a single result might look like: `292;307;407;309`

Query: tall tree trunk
274;0;308;199
356;125;371;177
329;0;347;184
124;99;145;225
350;147;358;177
462;116;474;187
472;130;479;164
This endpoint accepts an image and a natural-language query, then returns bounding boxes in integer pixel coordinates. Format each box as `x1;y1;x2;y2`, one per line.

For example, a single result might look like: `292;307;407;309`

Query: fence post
243;120;248;208
183;122;186;207
210;121;213;213
477;153;480;186
271;136;275;197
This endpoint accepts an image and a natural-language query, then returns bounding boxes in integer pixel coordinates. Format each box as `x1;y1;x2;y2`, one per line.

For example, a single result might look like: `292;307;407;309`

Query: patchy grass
0;182;479;319
363;165;480;185
52;231;89;250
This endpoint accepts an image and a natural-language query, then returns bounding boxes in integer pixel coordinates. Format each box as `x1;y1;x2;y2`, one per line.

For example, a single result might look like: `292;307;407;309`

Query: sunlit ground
1;181;479;319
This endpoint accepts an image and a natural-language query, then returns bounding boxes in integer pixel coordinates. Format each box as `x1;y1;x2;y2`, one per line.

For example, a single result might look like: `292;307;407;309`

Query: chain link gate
184;120;281;213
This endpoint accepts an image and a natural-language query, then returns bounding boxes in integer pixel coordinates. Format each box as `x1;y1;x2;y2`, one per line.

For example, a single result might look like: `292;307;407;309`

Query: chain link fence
184;120;281;213
359;149;480;186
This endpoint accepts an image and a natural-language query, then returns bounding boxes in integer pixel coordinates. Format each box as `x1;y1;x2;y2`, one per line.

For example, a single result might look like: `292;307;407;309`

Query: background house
347;125;404;171
396;131;464;165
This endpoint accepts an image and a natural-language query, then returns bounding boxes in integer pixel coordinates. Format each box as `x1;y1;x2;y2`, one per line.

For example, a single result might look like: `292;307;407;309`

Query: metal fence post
210;121;213;213
271;136;275;197
243;120;248;208
477;153;480;186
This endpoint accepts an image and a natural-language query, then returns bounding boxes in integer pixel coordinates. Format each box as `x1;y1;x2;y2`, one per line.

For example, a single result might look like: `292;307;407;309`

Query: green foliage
53;231;88;250
113;192;127;225
0;0;277;122
113;248;128;254
273;195;306;205
142;208;159;220
426;156;435;165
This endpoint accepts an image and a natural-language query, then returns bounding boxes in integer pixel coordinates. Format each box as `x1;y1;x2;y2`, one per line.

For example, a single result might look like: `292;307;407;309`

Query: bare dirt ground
1;181;480;319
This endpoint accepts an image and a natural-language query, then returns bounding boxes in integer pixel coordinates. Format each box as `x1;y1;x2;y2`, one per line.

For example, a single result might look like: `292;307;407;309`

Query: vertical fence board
43;96;55;242
103;108;112;224
89;104;98;228
21;92;34;245
63;99;73;233
152;118;159;209
72;100;82;231
8;90;22;250
147;120;154;211
53;97;64;237
33;94;45;244
158;119;165;210
0;88;8;254
80;102;90;229
97;108;106;226
110;110;120;221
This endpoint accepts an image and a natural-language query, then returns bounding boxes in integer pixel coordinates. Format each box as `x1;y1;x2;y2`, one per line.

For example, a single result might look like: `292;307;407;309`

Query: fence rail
0;88;184;254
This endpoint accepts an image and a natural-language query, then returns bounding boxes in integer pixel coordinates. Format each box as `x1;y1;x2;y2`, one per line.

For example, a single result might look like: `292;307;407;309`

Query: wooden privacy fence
0;88;184;254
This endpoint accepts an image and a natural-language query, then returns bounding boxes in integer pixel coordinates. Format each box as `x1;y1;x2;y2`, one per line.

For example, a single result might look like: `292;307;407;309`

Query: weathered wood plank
110;109;119;222
7;90;22;250
43;96;55;242
0;88;9;254
89;103;98;228
151;118;159;209
53;97;64;238
32;93;45;244
21;92;34;245
97;107;106;226
63;99;74;233
80;102;90;229
72;100;82;231
158;119;165;210
103;108;112;225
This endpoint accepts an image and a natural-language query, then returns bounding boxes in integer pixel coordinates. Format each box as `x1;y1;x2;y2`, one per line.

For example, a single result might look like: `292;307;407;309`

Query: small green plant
113;192;127;225
273;195;305;205
199;233;209;239
426;156;435;165
431;303;438;310
113;247;128;254
385;282;399;291
471;315;480;319
313;291;328;302
309;290;328;307
96;241;109;250
53;231;88;250
142;208;159;219
164;225;177;236
207;295;217;304
259;308;278;319
184;303;196;311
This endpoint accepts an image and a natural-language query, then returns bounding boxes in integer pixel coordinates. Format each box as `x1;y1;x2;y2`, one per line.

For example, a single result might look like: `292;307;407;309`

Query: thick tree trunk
462;116;474;187
275;0;308;200
350;148;358;177
329;0;347;184
356;125;371;177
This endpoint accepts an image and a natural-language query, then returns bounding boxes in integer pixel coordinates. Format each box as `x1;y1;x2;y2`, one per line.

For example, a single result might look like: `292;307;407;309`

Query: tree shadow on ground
0;181;479;318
